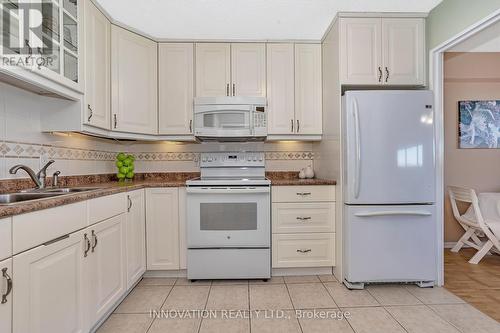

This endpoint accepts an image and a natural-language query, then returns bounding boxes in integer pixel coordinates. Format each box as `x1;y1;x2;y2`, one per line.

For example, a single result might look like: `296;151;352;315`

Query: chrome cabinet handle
113;114;117;129
378;67;382;82
296;216;312;221
291;119;294;132
226;84;229;96
297;249;312;253
296;192;311;196
87;104;93;122
91;230;98;253
385;67;389;83
84;233;91;257
1;267;12;304
127;195;132;212
296;120;300;133
232;83;235;96
189;119;193;133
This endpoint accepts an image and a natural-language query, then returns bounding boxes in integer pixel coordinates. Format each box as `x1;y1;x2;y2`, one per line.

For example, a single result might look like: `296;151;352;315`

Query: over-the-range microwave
193;97;267;142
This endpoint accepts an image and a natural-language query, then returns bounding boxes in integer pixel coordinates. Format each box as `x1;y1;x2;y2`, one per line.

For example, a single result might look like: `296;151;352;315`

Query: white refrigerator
343;90;437;289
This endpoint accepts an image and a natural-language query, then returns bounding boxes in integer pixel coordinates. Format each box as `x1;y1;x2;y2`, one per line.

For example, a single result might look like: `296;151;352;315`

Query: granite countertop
0;172;336;218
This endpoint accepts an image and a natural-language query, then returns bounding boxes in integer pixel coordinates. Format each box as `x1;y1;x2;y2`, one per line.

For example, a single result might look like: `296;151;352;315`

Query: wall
427;0;500;49
443;52;500;242
0;82;314;180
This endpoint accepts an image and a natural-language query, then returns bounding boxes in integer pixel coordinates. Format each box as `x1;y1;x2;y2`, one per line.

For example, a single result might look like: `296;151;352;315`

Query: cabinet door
195;43;231;97
0;258;12;333
84;1;111;130
178;187;187;270
295;44;322;135
340;18;382;85
382;18;425;85
111;25;158;134
159;43;194;135
146;188;179;270
231;43;266;97
267;43;295;135
88;214;126;325
13;230;87;333
126;190;146;289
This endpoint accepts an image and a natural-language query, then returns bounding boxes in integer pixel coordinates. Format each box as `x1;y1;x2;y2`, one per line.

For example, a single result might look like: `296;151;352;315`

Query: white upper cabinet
111;25;158;134
295;44;322;135
84;0;110;130
382;18;425;85
195;43;231;97
340;18;382;85
159;43;194;135
266;43;295;135
340;17;425;86
231;43;266;97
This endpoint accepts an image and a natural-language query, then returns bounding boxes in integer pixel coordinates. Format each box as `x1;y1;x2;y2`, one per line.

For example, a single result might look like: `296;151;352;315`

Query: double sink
0;187;102;205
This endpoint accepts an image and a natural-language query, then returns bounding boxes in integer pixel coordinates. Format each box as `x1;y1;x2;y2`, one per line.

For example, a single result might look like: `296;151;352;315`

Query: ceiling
95;0;443;41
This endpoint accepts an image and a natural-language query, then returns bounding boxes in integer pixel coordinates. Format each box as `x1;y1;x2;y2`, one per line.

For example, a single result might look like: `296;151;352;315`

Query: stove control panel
200;152;265;167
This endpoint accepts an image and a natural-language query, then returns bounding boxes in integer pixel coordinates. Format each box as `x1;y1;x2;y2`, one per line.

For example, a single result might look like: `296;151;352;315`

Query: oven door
194;105;253;138
186;186;270;248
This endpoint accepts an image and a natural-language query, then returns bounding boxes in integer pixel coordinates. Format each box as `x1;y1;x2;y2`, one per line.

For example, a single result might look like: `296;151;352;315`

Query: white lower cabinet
272;233;335;268
146;188;180;270
13;230;88;333
86;214;127;326
0;258;12;333
126;190;146;289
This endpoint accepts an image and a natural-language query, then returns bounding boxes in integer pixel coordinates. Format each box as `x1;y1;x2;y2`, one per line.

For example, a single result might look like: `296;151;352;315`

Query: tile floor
97;275;500;333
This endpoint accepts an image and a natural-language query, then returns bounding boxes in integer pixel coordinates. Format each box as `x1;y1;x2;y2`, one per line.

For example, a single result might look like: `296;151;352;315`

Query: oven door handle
186;187;270;194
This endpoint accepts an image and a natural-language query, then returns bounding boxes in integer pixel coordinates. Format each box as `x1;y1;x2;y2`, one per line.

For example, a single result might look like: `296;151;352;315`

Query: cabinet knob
385;67;389;83
189;119;193;133
378;67;382;82
113;114;117;129
232;83;235;96
296;216;312;221
296;120;300;133
1;267;12;304
297;249;312;254
91;230;98;252
87;104;93;122
127;195;133;212
84;233;91;257
226;83;230;96
291;119;294;133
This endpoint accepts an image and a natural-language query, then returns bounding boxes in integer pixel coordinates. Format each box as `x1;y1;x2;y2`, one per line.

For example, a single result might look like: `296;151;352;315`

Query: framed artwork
458;100;500;148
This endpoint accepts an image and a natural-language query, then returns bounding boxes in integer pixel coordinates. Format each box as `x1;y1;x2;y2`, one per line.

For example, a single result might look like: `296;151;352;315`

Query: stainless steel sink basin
0;192;66;205
43;187;102;193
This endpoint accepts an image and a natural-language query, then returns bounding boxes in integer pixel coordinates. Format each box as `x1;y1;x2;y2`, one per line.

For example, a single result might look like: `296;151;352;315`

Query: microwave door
195;106;252;137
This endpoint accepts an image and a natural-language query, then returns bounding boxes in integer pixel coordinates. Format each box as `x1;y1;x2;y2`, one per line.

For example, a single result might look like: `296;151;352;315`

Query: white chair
448;186;500;264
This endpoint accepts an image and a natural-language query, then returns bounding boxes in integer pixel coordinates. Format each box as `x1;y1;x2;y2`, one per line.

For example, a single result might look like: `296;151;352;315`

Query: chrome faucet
9;160;55;189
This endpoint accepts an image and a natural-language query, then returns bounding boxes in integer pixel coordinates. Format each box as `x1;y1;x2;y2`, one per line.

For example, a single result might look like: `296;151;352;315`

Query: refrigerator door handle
354;211;432;217
353;98;361;199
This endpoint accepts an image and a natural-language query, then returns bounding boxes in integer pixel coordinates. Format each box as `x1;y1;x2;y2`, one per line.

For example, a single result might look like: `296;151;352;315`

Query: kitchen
0;0;500;332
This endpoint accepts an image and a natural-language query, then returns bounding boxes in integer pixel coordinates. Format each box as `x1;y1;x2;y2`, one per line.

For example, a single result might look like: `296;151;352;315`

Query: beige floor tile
175;278;212;286
148;317;201;333
345;307;406;333
206;285;249;310
367;285;422;306
287;283;336;309
199;312;250;333
318;274;338;283
386;305;460;333
429;304;500;333
138;277;177;286
298;309;354;333
249;276;285;284
249;284;293;310
212;279;249;285
115;286;172;314
251;310;301;333
162;285;211;310
324;282;379;307
284;275;321;284
96;314;153;333
405;286;465;305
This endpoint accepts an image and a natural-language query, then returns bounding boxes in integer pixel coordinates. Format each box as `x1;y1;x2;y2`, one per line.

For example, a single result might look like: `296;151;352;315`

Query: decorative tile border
0;141;314;162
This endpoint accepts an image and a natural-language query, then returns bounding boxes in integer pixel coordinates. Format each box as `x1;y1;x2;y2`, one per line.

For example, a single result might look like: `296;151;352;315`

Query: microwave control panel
253;111;267;129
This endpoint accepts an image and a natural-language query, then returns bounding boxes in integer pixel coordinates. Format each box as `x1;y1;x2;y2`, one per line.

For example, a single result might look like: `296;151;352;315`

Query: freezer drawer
344;204;436;284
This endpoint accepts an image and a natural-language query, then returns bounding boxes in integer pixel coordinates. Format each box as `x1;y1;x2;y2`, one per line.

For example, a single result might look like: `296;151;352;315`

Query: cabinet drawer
272;203;335;233
272;186;335;203
272;233;335;268
0;217;12;260
88;192;127;225
13;202;87;255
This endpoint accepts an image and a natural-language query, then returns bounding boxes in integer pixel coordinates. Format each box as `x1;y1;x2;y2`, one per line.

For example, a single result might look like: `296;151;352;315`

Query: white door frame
430;9;500;286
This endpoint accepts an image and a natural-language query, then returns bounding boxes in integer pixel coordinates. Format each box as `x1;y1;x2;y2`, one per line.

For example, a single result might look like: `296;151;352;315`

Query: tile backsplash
0;82;314;180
